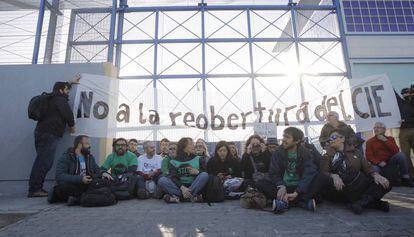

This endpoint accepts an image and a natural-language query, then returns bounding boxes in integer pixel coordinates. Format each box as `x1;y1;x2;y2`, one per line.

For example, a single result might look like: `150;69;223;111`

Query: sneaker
163;194;180;204
401;178;414;187
299;199;317;212
190;194;204;203
27;190;48;198
272;199;289;214
137;189;150;200
67;196;80;206
349;203;363;215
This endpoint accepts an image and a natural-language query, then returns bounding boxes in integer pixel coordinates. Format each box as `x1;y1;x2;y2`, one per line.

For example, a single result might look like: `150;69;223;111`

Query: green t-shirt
101;151;138;177
169;156;200;184
283;151;300;187
161;156;171;175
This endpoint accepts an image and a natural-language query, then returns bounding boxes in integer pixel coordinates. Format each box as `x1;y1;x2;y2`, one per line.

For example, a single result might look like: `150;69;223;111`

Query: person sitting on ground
158;137;209;203
256;127;329;214
228;142;240;160
101;138;138;180
207;141;241;180
136;141;163;199
240;135;271;187
48;135;112;205
158;138;170;158
320;129;391;215
161;142;177;176
266;137;279;154
128;139;141;157
319;111;357;150
195;138;210;163
365;122;413;187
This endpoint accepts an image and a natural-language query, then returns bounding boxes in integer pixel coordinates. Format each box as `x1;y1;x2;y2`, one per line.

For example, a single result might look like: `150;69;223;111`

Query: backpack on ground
203;175;225;203
80;179;117;207
28;92;53;121
110;173;137;200
240;186;267;209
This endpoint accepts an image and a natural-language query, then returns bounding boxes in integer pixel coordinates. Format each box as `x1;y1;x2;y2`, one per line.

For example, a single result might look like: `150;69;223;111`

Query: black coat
266;145;318;194
35;91;75;137
55;148;101;185
207;156;241;177
395;91;414;129
240;150;271;179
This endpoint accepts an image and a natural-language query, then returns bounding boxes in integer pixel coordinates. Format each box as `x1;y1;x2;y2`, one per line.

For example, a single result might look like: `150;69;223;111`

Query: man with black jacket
48;135;111;205
28;75;81;197
256;127;330;214
395;88;414;178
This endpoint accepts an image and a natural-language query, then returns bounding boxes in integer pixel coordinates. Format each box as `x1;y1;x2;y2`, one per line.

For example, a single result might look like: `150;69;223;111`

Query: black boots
349;195;375;215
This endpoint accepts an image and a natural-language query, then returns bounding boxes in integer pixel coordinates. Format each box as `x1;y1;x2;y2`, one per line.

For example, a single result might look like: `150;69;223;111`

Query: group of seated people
47;116;413;215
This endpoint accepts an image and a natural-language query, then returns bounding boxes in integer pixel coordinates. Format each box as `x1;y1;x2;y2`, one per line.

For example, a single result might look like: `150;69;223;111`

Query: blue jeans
372;152;410;178
29;131;60;192
158;172;209;197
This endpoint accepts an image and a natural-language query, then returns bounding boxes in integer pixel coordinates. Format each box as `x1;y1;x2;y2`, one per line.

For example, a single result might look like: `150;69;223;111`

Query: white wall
0;63;116;181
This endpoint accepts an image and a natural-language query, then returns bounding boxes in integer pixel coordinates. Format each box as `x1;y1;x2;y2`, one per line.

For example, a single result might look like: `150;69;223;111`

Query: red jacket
365;136;399;165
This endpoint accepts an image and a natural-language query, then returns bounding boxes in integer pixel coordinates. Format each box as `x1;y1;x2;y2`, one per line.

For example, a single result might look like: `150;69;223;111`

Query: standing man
395;88;414;178
28;74;81;197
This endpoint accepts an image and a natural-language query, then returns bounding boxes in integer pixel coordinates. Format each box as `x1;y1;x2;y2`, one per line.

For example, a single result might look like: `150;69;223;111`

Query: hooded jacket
55;148;101;185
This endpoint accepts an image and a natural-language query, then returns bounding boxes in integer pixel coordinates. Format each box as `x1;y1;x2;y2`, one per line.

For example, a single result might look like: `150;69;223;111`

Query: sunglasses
169;147;176;150
328;135;343;142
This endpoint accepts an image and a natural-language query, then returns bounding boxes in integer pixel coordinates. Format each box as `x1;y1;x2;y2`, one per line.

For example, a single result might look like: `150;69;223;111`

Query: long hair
244;134;265;153
214;141;231;160
196;138;210;158
177;137;193;158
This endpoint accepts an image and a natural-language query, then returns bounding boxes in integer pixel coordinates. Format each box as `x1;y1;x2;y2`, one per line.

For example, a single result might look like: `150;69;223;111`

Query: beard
116;148;126;156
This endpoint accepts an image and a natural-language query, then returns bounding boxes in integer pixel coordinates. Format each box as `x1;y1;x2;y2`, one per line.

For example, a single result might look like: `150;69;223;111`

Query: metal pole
107;0;117;63
153;10;160;141
115;0;127;70
201;2;209;142
289;0;308;137
32;0;46;64
335;0;352;78
246;9;257;118
65;10;76;63
44;0;60;64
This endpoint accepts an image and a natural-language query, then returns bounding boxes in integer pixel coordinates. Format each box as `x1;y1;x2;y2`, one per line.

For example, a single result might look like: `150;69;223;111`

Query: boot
349;195;375;215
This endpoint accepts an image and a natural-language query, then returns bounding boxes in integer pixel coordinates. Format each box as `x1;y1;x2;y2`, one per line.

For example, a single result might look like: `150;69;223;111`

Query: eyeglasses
169;147;176;150
328;135;343;142
115;144;127;147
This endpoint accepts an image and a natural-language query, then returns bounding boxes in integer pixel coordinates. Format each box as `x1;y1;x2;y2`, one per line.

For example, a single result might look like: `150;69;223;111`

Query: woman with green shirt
158;137;209;203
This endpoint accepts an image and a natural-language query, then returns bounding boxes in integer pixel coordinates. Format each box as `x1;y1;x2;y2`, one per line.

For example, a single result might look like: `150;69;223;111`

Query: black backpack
203;175;225;203
80;180;117;207
28;92;52;121
110;174;137;200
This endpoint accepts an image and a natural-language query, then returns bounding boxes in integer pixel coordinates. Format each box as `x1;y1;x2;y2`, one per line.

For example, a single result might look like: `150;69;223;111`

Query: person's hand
102;172;114;181
260;143;267;152
373;173;389;189
82;175;92;184
217;173;225;179
187;167;199;175
286;192;298;202
69;74;81;84
147;171;155;178
69;126;75;134
246;144;252;154
399;119;405;124
378;161;387;167
331;174;345;191
377;135;388;142
181;186;192;199
277;185;287;201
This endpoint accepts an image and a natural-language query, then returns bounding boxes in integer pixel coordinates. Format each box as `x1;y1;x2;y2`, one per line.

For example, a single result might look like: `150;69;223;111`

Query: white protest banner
349;74;401;132
73;74;401;141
